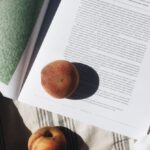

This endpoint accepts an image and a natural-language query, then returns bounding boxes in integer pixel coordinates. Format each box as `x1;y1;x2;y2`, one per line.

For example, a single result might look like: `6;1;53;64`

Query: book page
19;0;150;138
0;0;49;99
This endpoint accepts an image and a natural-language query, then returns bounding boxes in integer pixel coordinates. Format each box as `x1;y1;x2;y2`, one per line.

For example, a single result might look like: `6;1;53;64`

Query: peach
41;60;79;99
28;127;67;150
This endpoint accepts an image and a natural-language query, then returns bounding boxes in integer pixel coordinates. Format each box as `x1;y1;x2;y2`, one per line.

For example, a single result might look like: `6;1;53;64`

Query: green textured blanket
0;0;43;84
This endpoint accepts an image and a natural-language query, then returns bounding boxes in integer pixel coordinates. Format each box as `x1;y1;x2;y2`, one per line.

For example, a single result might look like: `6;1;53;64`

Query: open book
2;0;150;139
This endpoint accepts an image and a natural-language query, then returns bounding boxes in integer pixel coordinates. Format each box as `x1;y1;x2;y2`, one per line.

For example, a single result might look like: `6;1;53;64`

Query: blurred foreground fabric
0;94;134;150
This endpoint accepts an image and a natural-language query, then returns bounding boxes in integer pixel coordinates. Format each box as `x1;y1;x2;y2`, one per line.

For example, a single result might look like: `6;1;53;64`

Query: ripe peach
41;60;79;99
28;127;67;150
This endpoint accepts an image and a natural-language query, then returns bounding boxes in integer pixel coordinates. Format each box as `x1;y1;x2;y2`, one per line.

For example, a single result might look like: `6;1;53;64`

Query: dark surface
0;93;31;150
0;119;5;150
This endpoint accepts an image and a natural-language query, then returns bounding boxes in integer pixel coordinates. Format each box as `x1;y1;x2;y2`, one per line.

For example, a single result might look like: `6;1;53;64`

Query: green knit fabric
0;0;43;84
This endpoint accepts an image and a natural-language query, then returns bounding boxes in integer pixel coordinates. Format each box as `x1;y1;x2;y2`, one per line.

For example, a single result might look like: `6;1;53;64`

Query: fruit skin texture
28;127;67;150
41;60;79;99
